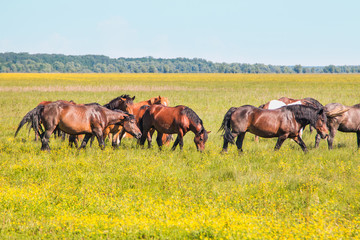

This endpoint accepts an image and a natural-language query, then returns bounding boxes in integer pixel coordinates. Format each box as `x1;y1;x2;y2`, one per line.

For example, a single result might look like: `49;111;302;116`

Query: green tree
294;64;302;73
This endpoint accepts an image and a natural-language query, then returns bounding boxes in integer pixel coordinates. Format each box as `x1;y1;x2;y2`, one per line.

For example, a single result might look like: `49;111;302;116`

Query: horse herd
14;95;360;153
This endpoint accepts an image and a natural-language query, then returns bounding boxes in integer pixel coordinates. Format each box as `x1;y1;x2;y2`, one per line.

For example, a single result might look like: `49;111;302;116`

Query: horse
120;95;172;145
256;97;323;142
132;95;170;116
219;104;329;153
100;94;135;147
30;101;141;151
15;100;75;141
314;103;356;149
136;105;173;145
139;105;210;151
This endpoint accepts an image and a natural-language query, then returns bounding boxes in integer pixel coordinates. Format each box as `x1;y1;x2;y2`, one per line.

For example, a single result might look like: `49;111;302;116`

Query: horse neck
189;119;203;135
290;106;316;126
105;109;126;125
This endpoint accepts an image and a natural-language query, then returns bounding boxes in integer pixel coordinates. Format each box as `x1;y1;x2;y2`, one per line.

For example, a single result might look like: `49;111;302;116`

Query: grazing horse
314;103;355;149
140;105;210;151
31;101;141;151
219;105;329;153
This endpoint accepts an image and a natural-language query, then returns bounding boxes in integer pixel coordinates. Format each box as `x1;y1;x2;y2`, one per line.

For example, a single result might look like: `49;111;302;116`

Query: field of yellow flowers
1;73;360;239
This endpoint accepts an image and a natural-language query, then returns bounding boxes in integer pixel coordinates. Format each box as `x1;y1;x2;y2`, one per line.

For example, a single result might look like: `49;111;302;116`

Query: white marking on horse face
268;100;286;109
163;101;167;106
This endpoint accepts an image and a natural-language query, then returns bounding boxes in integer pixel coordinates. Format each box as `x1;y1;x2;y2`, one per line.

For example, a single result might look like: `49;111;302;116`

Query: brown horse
139;105;210;151
121;95;172;145
132;96;169;116
220;105;329;153
101;95;135;147
256;97;323;142
31;101;141;151
314;103;355;149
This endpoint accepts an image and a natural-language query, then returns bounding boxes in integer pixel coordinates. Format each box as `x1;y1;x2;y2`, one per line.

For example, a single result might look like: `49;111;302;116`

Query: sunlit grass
1;73;360;238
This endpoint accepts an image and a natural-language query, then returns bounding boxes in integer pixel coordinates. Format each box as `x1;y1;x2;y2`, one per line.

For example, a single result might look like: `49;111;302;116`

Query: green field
1;73;360;239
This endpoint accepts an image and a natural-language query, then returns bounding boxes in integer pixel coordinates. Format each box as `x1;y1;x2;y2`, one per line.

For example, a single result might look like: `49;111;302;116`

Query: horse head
122;114;142;139
314;108;329;139
194;128;211;152
106;95;135;114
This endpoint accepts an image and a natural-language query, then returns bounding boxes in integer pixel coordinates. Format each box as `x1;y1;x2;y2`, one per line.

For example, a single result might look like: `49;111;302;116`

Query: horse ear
207;131;211;134
318;108;324;115
132;96;135;100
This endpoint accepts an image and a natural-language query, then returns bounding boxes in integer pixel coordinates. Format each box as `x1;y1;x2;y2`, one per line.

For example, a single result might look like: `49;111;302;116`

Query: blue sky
1;0;359;66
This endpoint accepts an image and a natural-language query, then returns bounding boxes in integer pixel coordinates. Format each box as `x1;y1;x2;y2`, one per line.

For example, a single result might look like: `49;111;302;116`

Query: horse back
335;104;360;132
144;105;186;134
233;106;297;138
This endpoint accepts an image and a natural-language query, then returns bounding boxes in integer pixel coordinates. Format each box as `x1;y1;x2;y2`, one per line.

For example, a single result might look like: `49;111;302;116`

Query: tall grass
1;73;360;239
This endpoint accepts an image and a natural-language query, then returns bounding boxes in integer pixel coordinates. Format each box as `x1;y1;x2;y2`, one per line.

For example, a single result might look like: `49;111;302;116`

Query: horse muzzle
134;132;142;139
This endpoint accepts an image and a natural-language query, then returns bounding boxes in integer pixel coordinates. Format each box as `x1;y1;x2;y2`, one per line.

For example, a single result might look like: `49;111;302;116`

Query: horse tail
219;107;237;144
15;105;43;137
31;105;45;138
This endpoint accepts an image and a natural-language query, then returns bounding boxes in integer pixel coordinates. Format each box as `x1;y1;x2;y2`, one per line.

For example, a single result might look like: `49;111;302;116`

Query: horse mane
112;109;136;120
284;105;320;127
140;105;150;110
303;97;323;109
85;102;101;106
181;106;203;125
104;94;133;110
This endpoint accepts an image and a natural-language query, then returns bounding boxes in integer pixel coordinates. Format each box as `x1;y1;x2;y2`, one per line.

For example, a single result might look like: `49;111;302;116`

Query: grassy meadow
1;73;360;239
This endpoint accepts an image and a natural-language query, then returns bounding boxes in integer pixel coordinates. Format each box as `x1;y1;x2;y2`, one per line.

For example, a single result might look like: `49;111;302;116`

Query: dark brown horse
220;105;329;153
139;105;210;151
314;103;355;149
31;101;141;150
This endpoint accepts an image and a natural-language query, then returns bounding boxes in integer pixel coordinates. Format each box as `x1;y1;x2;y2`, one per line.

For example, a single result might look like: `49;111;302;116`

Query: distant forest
1;52;359;74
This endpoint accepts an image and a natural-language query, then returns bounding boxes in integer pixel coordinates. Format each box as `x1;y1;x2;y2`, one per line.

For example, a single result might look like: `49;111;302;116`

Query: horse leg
41;128;56;151
221;137;230;153
235;132;246;154
140;126;152;148
357;131;360;149
178;131;185;150
327;127;338;150
41;131;51;151
309;125;314;134
171;135;180;151
69;135;77;148
113;128;125;148
292;136;308;153
274;135;288;151
93;129;105;150
79;134;92;149
156;132;164;150
254;135;259;143
314;133;321;148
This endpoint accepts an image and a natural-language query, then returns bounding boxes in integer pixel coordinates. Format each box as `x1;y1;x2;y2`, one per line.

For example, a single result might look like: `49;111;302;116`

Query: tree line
1;52;359;74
